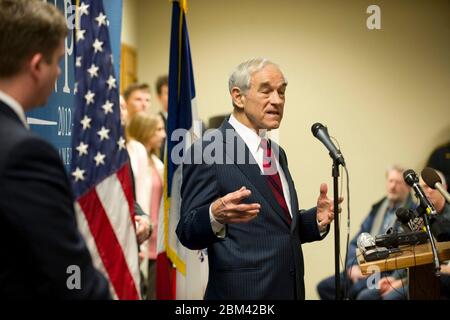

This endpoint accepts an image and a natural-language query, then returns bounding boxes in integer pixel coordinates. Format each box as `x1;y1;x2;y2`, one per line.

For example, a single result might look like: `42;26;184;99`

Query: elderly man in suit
0;0;110;299
177;58;341;300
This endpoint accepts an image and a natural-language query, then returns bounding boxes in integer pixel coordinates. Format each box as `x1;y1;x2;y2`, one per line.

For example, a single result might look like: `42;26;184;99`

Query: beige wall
121;0;139;47
127;0;450;299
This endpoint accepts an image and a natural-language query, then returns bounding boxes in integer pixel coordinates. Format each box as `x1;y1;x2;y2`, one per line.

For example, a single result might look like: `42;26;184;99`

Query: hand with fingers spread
211;186;261;224
316;183;344;229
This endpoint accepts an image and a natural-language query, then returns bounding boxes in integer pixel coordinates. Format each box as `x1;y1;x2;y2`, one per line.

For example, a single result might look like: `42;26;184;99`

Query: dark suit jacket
431;203;450;242
0;101;110;299
177;120;326;300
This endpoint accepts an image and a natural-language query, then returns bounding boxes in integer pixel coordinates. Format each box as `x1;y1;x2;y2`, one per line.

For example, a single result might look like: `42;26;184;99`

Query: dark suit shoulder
0;127;65;180
0;105;64;173
0;107;30;154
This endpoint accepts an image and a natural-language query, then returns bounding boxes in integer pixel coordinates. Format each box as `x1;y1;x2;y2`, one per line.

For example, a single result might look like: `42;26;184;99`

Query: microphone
375;232;428;248
357;233;389;262
421;167;450;204
311;123;345;166
403;169;437;215
394;208;414;232
395;207;424;232
396;207;449;241
357;232;376;251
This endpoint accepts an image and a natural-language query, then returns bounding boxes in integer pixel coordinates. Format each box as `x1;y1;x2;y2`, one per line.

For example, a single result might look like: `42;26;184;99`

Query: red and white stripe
75;164;141;300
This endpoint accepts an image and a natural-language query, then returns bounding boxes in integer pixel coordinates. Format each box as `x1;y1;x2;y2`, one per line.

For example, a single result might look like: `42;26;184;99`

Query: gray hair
385;164;407;177
228;58;285;94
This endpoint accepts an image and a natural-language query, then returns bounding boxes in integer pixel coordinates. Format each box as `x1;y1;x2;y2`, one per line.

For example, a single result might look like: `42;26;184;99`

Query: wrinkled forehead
250;64;288;88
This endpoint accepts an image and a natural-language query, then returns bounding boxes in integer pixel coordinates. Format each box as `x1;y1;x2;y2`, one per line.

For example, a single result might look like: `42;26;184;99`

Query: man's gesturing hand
316;183;343;228
211;186;260;224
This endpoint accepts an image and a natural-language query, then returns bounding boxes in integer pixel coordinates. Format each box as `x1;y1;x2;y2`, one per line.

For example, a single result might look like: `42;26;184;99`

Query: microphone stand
332;160;342;300
420;209;441;276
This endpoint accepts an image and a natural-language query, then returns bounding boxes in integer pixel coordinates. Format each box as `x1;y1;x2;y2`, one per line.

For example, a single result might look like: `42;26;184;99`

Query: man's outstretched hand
316;183;343;228
211;186;260;224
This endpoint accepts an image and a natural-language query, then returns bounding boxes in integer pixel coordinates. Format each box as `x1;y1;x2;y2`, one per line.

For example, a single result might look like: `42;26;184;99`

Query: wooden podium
358;241;450;299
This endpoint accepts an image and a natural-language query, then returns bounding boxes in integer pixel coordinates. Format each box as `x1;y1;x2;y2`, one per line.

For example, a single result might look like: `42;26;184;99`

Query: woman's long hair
126;111;161;159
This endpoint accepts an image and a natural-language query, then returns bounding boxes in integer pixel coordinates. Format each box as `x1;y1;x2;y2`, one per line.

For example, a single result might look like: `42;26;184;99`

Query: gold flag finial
179;0;188;14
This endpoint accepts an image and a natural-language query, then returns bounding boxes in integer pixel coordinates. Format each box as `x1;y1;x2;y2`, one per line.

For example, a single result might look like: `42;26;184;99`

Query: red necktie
261;138;292;224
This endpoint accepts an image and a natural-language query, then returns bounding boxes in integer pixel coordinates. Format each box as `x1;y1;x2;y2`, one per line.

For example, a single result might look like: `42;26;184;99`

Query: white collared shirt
0;90;29;129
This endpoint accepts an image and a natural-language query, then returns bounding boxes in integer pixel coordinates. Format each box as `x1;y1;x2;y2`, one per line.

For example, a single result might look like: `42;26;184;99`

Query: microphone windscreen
311;122;324;137
403;169;418;186
395;208;414;224
421;167;441;190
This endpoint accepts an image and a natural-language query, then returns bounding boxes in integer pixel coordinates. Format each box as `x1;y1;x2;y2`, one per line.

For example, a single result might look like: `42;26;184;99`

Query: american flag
71;0;140;300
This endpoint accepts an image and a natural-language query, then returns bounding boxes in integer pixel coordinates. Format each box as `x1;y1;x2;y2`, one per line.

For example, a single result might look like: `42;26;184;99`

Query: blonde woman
120;95;152;245
126;112;166;300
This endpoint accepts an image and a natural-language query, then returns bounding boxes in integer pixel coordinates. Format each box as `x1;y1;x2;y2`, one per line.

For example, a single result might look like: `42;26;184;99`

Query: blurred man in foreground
0;0;110;299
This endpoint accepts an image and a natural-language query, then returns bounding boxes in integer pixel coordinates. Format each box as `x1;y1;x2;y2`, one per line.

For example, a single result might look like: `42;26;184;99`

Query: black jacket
0;100;110;299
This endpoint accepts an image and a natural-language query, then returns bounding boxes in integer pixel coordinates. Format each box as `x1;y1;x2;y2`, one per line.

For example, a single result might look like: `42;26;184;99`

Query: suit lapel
276;145;299;232
219;121;291;227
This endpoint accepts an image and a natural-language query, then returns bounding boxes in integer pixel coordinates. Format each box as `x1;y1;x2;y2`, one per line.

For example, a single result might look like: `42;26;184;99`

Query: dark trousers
146;260;156;300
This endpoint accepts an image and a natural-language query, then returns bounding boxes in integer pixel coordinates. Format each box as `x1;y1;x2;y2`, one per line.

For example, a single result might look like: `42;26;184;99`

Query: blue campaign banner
26;0;123;170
